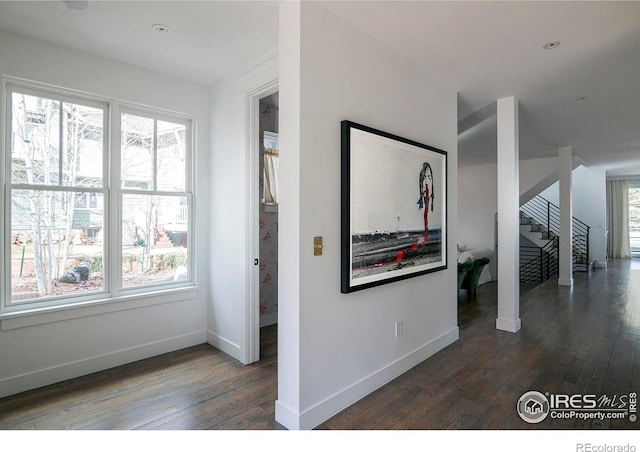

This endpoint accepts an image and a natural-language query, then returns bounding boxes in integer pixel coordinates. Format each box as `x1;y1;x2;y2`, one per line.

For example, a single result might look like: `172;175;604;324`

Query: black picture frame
341;121;448;293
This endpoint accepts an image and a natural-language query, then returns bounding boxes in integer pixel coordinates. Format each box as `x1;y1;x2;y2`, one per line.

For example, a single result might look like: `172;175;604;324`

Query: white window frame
0;77;196;321
116;105;194;295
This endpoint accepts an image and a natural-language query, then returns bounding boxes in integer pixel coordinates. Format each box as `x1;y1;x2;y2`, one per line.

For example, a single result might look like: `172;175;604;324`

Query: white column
275;0;302;430
496;97;521;333
558;146;573;286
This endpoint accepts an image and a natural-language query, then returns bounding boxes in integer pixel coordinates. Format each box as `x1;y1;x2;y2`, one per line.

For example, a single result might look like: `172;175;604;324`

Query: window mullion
58;102;63;186
110;104;122;297
9;184;105;193
2;187;10;311
153;119;158;192
2;90;9;311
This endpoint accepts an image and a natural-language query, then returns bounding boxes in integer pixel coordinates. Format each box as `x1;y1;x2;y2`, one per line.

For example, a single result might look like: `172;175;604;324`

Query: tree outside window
9;91;105;301
120;113;189;288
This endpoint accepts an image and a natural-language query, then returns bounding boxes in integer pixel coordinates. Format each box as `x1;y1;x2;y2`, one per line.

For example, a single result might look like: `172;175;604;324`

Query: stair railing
520;195;589;267
519;237;559;283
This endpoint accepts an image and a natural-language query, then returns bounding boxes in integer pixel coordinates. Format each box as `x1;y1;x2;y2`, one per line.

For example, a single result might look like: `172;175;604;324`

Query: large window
3;81;193;313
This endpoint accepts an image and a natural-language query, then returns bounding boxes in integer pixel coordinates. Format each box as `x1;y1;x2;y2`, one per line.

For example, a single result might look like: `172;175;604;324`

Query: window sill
0;285;199;331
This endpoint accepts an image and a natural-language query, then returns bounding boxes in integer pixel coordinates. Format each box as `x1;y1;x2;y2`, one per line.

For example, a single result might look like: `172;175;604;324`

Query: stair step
575;260;595;273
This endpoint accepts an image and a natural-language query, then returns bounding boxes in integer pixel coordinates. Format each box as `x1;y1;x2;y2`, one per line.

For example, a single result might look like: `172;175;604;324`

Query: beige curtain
606;180;631;258
263;148;279;204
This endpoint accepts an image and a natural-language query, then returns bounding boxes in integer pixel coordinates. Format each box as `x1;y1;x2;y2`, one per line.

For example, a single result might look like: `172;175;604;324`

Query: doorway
258;93;279;339
245;79;278;365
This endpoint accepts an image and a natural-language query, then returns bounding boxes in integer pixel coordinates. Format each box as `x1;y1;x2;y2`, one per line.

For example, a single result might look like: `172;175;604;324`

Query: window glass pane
10;189;104;302
11;93;60;185
62;103;103;187
262;132;279;204
122;194;189;288
121;114;153;190
630;187;640;255
157;121;186;192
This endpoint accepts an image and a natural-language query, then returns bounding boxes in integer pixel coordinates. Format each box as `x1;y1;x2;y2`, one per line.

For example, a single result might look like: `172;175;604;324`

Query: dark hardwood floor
0;325;282;430
1;259;638;430
320;259;640;429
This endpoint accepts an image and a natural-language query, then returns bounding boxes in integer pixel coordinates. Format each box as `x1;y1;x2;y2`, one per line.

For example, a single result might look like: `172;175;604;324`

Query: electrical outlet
395;321;403;338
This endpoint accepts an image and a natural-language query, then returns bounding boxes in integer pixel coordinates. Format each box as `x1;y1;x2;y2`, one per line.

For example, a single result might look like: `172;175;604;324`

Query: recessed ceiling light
63;1;88;10
152;24;171;34
576;96;591;101
543;41;561;50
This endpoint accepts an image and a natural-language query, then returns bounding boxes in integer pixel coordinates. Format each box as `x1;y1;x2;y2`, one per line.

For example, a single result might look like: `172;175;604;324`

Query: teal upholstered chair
457;261;474;296
461;257;490;299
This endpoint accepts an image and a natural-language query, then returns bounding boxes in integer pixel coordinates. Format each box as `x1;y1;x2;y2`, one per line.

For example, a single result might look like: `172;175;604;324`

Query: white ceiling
0;1;279;84
1;1;639;176
322;1;640;176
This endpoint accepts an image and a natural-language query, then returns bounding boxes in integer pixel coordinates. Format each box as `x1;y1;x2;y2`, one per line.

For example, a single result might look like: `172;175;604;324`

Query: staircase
153;226;174;249
519;212;559;285
518;195;592;286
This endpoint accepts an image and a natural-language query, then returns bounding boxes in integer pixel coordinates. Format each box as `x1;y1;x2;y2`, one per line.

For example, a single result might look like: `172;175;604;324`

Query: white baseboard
207;330;243;362
275;400;300;430
275;326;459;430
496;317;522;333
0;330;206;399
594;261;607;268
260;312;278;328
558;277;574;287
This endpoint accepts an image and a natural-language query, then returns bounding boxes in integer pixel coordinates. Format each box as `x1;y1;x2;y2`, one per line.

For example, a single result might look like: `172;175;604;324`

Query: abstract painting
341;121;447;293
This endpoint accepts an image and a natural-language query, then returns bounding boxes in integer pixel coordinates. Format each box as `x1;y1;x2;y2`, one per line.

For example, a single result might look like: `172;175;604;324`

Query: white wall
0;30;210;397
457;162;498;279
539;165;607;266
457;157;559;250
457;162;498;251
519;156;561;204
276;2;458;429
208;58;278;362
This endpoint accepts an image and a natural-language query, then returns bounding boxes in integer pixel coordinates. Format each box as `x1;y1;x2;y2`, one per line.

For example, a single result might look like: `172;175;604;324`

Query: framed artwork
341;120;447;293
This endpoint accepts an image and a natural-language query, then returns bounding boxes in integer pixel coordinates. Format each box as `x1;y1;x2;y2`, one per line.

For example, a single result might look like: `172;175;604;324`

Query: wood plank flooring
1;259;638;429
0;325;282;430
320;259;640;429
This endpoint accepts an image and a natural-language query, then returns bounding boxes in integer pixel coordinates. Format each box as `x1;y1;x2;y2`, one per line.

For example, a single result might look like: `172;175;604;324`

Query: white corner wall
208;58;278;363
0;30;210;397
276;2;458;430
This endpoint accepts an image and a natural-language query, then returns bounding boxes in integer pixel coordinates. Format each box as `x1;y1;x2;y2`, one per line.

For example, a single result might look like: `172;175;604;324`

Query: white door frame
245;79;279;364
